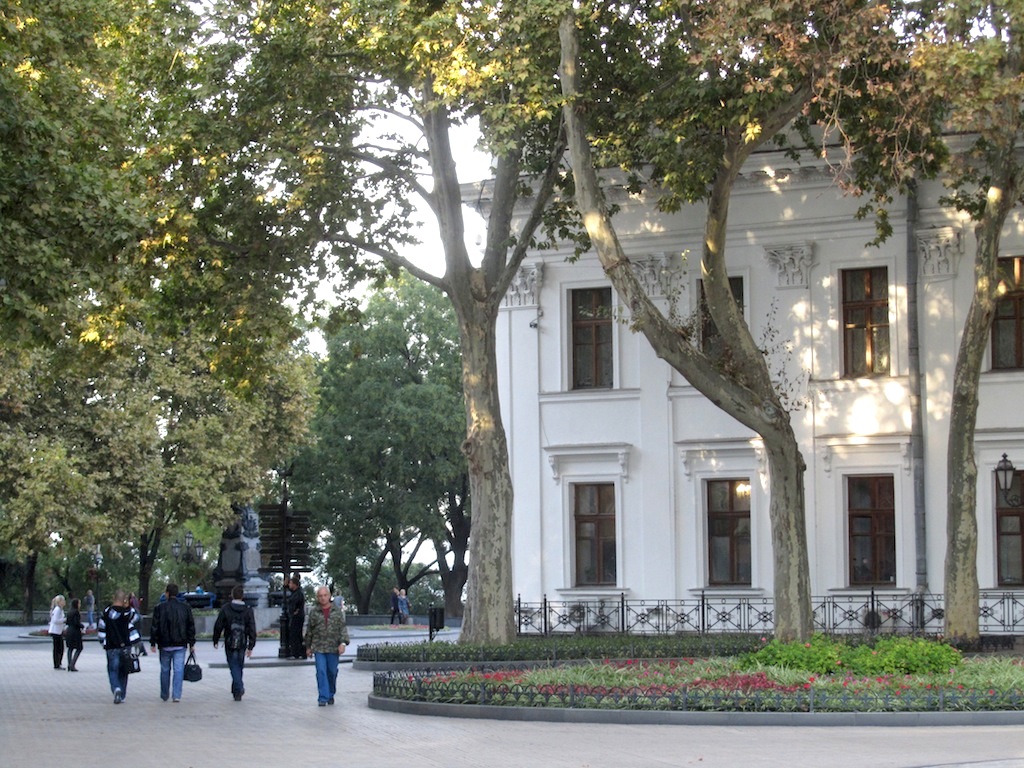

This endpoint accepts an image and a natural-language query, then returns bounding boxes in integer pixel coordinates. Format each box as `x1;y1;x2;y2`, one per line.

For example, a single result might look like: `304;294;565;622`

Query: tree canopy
292;275;469;616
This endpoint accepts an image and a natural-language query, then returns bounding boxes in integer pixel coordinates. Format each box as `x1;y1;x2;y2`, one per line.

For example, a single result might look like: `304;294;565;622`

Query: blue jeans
159;647;186;701
225;649;246;697
313;652;339;703
105;648;129;696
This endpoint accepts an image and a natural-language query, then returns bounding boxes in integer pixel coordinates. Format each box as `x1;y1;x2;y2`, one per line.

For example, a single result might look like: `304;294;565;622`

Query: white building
490;147;1024;633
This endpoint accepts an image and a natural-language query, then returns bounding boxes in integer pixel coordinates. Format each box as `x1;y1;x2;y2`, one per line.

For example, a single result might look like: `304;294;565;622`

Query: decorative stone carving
545;443;632;482
503;262;544;306
764;243;814;288
917;227;962;278
632;253;680;298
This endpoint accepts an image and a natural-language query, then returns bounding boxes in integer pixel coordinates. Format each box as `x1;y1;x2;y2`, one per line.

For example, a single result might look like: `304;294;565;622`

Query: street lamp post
996;454;1023;508
171;531;204;589
92;544;102;610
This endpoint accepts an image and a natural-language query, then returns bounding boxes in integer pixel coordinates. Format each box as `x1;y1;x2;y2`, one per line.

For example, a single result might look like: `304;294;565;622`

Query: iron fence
516;591;1024;637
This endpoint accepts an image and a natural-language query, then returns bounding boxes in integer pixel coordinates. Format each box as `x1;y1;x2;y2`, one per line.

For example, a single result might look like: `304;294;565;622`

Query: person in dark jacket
389;587;400;624
284;575;305;659
65;598;85;672
213;585;257;701
98;589;142;704
149;583;196;702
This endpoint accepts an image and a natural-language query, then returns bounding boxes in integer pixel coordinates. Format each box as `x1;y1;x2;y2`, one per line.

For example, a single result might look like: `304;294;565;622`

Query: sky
306;119;491;354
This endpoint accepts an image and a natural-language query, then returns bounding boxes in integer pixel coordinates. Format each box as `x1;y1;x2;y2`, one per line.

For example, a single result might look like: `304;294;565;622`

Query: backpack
226;614;247;651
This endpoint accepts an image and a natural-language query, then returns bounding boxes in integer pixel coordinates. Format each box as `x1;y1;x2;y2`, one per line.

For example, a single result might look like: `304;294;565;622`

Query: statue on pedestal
213;504;269;607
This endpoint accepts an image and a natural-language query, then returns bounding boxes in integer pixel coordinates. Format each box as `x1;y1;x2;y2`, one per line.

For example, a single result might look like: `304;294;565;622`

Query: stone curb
367;693;1024;727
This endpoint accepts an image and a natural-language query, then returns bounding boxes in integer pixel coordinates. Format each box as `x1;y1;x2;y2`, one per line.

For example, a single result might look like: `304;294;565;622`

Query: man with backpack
213;584;257;701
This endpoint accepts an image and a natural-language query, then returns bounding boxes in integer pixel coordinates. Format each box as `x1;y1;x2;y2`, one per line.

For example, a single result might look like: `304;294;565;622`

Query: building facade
491;148;1024;628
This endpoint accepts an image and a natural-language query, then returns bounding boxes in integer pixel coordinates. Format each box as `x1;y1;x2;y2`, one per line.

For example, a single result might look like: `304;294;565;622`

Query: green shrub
741;634;843;675
841;636;962;675
740;634;963;677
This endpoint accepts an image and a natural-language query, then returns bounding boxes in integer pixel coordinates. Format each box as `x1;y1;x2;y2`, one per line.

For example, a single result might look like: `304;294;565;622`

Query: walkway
2;626;1023;768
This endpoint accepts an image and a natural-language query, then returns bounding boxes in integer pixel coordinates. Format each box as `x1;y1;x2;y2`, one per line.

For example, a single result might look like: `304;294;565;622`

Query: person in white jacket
48;595;66;670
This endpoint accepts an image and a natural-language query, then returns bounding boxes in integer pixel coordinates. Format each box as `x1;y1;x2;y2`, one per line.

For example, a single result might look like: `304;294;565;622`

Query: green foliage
291;275;468;614
357;633;766;663
740;634;844;675
0;0;147;343
841;636;963;676
741;634;963;676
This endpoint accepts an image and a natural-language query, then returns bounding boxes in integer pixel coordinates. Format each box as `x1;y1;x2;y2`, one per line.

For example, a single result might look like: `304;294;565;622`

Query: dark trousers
225;649;246;698
287;617;304;657
51;634;64;668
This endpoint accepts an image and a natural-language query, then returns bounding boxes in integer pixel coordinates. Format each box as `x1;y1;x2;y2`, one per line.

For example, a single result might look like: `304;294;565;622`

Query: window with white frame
570;287;613;389
573;482;616;586
842;267;890;377
707;478;752;586
997;468;1024;586
848;474;896;585
993;256;1024;370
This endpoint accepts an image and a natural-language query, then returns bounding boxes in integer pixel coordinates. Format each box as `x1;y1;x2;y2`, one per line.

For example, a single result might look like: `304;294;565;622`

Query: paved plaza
3;626;1024;768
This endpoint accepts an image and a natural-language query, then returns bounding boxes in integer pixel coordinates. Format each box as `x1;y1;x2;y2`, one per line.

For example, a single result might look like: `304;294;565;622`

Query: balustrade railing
515;591;1024;637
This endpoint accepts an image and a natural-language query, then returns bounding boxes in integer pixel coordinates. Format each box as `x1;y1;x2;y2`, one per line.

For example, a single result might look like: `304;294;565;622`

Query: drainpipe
906;183;929;592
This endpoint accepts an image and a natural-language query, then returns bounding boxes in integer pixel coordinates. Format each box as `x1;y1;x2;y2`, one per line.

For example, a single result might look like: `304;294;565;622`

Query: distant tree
293;276;469;617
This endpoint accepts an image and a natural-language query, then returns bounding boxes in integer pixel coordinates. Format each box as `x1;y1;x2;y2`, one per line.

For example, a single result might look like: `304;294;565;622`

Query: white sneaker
113;688;123;704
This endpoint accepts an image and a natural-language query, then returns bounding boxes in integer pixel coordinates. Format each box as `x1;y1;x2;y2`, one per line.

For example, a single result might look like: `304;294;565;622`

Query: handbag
120;647;141;674
183;650;202;682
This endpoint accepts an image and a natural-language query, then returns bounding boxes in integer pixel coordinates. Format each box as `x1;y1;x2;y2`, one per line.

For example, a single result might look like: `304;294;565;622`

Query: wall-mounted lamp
529;308;544;329
996;453;1022;507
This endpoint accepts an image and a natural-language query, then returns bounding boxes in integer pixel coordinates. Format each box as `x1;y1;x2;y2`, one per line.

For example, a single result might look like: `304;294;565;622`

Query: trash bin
428;606;445;640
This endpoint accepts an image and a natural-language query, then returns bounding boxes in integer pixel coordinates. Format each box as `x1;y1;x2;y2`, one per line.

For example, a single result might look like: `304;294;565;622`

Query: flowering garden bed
370;635;1024;713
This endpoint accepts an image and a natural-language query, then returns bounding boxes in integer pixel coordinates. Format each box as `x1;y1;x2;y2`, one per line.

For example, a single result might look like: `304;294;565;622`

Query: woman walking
48;595;66;669
65;598;85;671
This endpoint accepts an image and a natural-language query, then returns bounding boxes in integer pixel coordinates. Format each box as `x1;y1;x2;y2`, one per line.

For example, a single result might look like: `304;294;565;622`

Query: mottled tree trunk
764;436;813;641
456;305;516;644
945;169;1018;642
138;528;161;612
21;552;37;624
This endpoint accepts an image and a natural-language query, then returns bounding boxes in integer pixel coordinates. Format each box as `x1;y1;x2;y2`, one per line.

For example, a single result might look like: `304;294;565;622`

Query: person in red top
303;585;349;706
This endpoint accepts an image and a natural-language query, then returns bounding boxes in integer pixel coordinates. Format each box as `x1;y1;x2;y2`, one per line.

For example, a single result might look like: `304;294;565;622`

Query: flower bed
371;636;1024;713
375;658;1024;713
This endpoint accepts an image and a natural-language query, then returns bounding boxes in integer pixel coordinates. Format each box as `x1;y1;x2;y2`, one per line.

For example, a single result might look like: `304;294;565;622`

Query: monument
212;504;270;607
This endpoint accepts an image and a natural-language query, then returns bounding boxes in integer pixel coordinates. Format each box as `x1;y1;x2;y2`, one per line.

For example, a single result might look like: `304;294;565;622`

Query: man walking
149;583;196;702
213;585;257;701
98;588;141;704
285;574;305;658
304;585;349;707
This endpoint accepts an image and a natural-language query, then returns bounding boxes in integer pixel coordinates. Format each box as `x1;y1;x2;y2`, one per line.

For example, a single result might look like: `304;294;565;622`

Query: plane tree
144;0;580;644
557;0;944;639
911;0;1024;643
